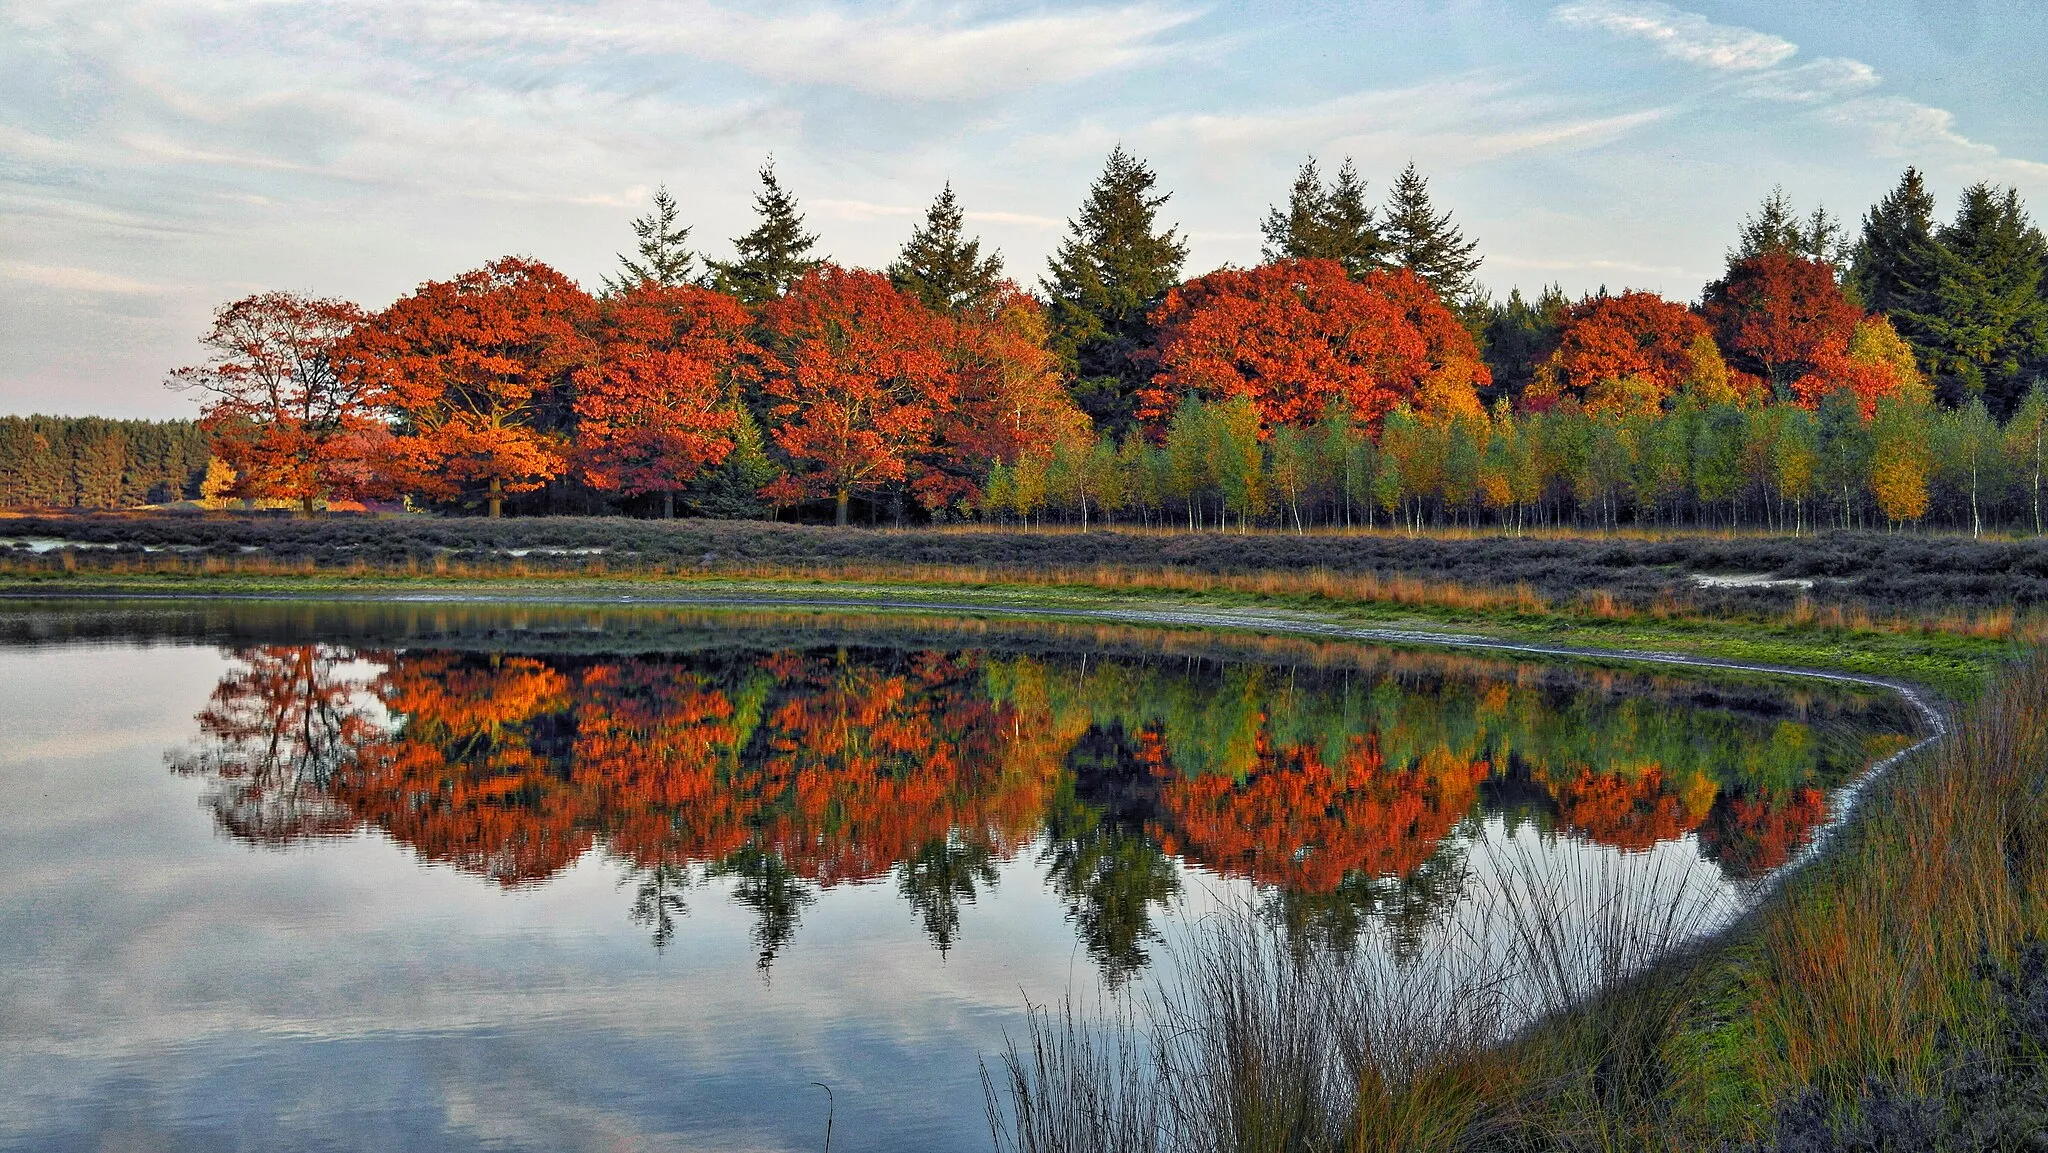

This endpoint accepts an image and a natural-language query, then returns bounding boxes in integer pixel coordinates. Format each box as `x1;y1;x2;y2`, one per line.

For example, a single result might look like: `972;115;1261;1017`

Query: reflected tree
165;644;386;842
896;831;1001;956
628;862;694;950
1041;783;1180;985
712;845;816;976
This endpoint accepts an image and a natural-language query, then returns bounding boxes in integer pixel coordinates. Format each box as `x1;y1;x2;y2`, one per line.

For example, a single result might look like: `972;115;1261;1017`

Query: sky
3;0;2046;419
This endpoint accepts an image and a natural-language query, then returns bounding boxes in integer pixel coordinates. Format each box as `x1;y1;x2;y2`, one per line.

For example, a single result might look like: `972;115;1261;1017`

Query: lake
0;600;1920;1152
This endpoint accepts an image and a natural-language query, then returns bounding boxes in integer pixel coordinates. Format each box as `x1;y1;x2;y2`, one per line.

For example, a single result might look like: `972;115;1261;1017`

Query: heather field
5;512;2047;616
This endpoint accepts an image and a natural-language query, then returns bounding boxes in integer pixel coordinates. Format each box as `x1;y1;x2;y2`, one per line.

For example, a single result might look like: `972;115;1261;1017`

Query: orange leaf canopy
350;256;595;507
1139;259;1489;433
1531;290;1712;412
757;265;958;510
575;282;758;497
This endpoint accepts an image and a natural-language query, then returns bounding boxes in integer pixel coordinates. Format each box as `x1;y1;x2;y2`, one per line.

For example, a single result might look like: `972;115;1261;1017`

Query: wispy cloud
1137;79;1670;168
0;261;169;295
1551;0;1796;71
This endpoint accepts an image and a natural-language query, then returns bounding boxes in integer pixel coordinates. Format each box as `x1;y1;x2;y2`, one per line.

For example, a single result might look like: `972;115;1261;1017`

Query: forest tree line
0;416;212;510
27;150;2048;531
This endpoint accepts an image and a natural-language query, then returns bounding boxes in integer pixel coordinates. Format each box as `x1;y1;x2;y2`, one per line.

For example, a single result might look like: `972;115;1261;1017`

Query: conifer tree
888;184;1005;316
1480;284;1569;398
1850;168;1942;323
604;185;695;294
706;161;823;305
1260;157;1387;276
1732;186;1848;267
1381;163;1482;304
1925;183;2048;413
1043;146;1189;435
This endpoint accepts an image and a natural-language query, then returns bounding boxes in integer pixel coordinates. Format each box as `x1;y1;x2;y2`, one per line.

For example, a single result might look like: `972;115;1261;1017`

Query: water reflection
163;627;1910;978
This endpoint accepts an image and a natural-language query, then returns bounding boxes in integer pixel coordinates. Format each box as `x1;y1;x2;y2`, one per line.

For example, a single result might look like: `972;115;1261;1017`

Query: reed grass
987;650;2048;1150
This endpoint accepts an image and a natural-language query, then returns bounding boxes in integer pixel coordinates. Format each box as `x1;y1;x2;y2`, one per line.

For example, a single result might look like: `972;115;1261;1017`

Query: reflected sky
0;611;1916;1152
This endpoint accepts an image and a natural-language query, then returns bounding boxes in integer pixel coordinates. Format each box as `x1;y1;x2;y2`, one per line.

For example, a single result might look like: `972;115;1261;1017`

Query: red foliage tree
922;287;1091;514
349;257;595;517
168;293;379;512
1529;291;1713;413
1702;253;1860;396
574;283;758;518
1139;260;1487;433
757;266;957;525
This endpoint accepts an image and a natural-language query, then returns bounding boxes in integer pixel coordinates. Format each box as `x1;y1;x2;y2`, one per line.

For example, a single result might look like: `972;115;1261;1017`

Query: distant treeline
38;150;2048;528
0;416;211;509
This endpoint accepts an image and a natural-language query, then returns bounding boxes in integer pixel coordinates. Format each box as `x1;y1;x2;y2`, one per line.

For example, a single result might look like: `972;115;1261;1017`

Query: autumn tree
167;292;377;513
575;283;758;517
926;288;1089;514
1042;147;1189;436
1702;252;1861;396
706;161;823;305
350;257;594;517
888;184;1005;317
757;266;956;525
604;185;696;294
1380;162;1482;305
1141;260;1486;433
1528;290;1714;414
1869;395;1931;527
1260;157;1387;276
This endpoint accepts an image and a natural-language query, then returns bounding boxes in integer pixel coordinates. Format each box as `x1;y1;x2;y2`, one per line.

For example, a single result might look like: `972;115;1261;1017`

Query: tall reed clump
984;841;1739;1153
1733;648;2048;1137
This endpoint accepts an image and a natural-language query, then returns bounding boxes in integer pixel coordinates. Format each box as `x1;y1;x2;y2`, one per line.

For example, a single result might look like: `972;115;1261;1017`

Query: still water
0;601;1917;1152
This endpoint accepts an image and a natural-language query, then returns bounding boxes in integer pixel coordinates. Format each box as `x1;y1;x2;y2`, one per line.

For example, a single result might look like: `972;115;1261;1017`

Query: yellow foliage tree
198;457;238;510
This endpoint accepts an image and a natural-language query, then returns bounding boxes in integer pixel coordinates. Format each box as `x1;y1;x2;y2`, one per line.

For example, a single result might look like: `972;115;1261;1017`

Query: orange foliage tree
1138;260;1488;433
349;257;595;517
167;292;379;512
757;266;958;525
1527;291;1715;414
575;283;758;518
922;287;1091;514
1702;253;1861;398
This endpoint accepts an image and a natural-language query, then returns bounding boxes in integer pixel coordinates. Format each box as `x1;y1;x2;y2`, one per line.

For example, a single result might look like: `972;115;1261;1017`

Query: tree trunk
488;477;503;519
835;489;850;527
663;489;675;520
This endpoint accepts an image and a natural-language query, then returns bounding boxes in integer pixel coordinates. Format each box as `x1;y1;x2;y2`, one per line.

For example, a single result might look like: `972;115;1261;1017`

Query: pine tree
1381;163;1482;303
1480;284;1569;399
1260;157;1388;277
1850;168;1942;324
1042;146;1189;435
1732;186;1847;266
706;161;823;305
1925;183;2048;414
604;185;695;294
888;183;1005;316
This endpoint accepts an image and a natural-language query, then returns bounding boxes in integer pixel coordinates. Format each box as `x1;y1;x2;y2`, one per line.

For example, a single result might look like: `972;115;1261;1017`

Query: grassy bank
8;513;2048;616
0;554;2017;698
985;649;2048;1151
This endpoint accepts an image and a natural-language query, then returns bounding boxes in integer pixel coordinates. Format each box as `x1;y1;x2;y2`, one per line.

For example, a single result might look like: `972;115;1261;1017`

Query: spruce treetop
1041;146;1188;434
1732;185;1847;266
707;161;823;305
1043;146;1188;335
1261;157;1387;277
1381;162;1481;303
888;183;1006;316
604;185;695;295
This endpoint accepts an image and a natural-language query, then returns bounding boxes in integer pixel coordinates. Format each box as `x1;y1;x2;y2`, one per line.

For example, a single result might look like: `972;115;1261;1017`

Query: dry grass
2;545;2039;645
1740;648;2048;1106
